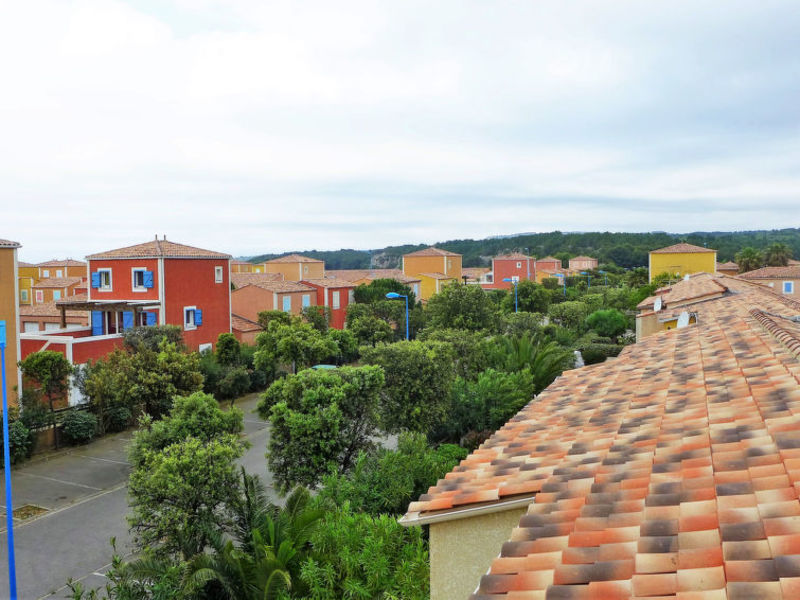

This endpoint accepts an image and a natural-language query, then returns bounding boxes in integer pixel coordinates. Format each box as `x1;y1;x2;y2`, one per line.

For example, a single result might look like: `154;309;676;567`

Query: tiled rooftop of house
570;256;597;262
301;277;356;288
405;246;460;257
87;239;231;260
0;239;21;248
637;274;729;311
263;253;322;263
231;272;284;289
33;277;84;289
236;280;313;293
718;261;739;270
403;273;800;599
495;253;532;260
324;268;421;283
20;301;87;320
231;314;262;332
37;259;86;267
537;256;561;263
419;272;456;280
464;267;491;280
651;242;716;254
740;266;800;280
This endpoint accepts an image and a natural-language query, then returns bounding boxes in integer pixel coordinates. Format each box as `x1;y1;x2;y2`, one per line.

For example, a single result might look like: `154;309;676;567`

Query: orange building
32;277;85;304
231;280;316;322
535;256;561;272
568;255;598;271
324;269;421;298
0;239;22;403
231;260;265;274
402;247;462;300
17;261;39;305
263;254;324;281
37;259;86;280
716;261;739;276
491;253;534;289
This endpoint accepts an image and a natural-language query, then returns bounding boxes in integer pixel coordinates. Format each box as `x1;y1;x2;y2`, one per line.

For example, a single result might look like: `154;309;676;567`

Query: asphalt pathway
0;393;271;599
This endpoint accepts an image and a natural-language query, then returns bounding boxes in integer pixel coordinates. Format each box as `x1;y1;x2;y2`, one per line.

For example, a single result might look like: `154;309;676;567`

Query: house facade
402;247;462;300
231;260;265;274
17;261;39;305
302;278;356;329
0;239;22;404
263;254;324;281
568;255;598;271
534;256;561;272
491;253;534;289
37;259;86;280
648;242;717;282
231;280;316;323
716;260;739;276
32;277;85;304
324;269;422;299
739;265;800;297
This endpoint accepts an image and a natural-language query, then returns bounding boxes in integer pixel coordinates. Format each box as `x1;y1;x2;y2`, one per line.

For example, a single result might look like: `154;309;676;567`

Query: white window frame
332;290;341;310
131;267;148;292
215;266;223;284
56;269;63;277
302;294;311;308
97;268;113;292
348;289;354;303
282;296;292;313
516;262;522;268
53;290;62;300
198;342;213;353
35;290;44;303
784;281;795;294
20;289;28;302
42;269;50;278
184;305;197;330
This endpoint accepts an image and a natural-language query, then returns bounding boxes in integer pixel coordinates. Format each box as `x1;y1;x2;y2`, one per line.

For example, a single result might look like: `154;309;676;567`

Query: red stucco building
490;253;535;289
302;278;356;329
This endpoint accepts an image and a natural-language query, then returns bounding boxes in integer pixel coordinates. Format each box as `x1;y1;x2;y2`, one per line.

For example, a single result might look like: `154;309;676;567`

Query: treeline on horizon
248;228;800;270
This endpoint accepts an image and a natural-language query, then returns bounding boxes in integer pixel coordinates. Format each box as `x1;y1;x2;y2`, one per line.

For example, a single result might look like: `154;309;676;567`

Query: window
42;269;49;278
332;291;340;310
23;322;39;333
784;281;795;294
35;290;44;303
184;306;197;330
282;296;292;312
20;289;28;302
348;289;354;303
302;294;311;308
198;343;213;353
215;266;223;283
53;290;61;300
132;268;147;291
516;262;522;268
56;269;63;277
303;265;309;274
94;269;112;291
413;283;420;296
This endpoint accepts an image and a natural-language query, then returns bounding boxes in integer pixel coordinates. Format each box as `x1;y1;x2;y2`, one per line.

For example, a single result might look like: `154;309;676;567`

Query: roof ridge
748;308;800;357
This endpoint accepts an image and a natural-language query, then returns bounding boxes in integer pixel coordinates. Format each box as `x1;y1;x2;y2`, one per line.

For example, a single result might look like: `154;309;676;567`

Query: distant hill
247;228;800;270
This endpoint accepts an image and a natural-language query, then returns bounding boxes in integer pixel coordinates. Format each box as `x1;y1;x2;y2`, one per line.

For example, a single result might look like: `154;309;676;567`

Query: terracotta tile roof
263;253;322;264
234;280;314;294
87;239;231;260
717;261;739;270
324;269;421;284
231;314;262;332
20;300;87;320
231;259;256;265
0;239;21;248
37;259;86;267
231;272;283;289
404;273;800;598
570;256;597;262
650;242;716;254
301;278;356;289
495;253;532;260
18;261;36;268
537;256;561;262
790;260;800;266
418;272;456;280
33;277;83;289
739;266;800;280
404;246;460;258
463;267;491;280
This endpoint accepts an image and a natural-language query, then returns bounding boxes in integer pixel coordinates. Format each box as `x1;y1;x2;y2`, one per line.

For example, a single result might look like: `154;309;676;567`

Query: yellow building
37;259;86;279
18;261;39;305
402;247;462;300
231;260;265;274
0;239;22;404
263;254;324;281
648;242;716;283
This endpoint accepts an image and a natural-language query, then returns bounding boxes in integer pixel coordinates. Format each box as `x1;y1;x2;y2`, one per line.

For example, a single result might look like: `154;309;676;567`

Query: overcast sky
2;0;799;261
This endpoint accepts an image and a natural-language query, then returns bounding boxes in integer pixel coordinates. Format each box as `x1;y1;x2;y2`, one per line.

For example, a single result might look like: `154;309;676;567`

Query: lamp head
385;292;401;299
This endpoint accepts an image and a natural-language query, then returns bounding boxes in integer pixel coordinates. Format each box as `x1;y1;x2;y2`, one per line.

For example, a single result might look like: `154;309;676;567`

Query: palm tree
500;333;573;394
764;242;793;267
735;247;764;273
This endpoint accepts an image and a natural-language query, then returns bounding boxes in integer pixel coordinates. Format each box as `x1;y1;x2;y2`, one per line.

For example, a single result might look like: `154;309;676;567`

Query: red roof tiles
740;266;800;280
37;259;86;268
404;246;460;257
231;272;284;289
87;239;231;260
263;253;322;264
33;277;83;289
0;239;21;248
324;268;421;284
650;243;716;254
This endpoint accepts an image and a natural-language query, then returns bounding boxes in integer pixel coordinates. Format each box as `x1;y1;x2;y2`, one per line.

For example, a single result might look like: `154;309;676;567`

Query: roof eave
399;494;536;527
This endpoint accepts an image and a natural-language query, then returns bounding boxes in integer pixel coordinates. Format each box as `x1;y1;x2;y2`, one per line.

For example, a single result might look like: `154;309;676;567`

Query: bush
585;309;628;339
0;421;34;466
216;366;251;401
318;432;467;516
105;405;132;433
62;410;98;445
580;343;624;365
19;388;50;430
547;301;591;330
418;329;503;380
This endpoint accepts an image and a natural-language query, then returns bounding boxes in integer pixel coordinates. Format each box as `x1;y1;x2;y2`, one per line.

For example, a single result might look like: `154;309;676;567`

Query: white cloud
1;0;798;260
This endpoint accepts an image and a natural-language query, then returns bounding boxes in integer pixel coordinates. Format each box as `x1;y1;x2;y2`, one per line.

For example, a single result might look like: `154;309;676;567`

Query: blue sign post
0;320;18;599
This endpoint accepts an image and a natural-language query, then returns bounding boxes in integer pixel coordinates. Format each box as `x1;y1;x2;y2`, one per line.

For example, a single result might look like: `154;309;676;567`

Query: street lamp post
503;278;519;313
580;271;592;287
385;292;409;340
598;270;608;286
554;273;566;296
0;321;18;599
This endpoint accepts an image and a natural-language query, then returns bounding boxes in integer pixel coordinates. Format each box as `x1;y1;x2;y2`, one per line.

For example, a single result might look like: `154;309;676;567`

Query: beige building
263;254;324;281
0;239;21;403
567;255;598;271
739;264;800;297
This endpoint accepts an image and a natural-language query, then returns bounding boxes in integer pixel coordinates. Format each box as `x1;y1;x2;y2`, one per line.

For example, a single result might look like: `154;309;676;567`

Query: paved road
0;394;271;599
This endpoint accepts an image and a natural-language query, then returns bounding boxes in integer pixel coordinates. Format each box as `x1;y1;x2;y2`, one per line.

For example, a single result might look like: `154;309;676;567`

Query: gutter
398;494;535;527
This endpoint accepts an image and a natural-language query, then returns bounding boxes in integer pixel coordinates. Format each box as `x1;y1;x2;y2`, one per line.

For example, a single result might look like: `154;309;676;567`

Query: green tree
501;280;551;314
352;278;416;306
736;247;764;273
326;329;359;364
547;301;591;331
257;310;295;329
585;309;629;339
122;325;184;353
254;320;338;374
302;305;331;333
499;333;573;394
18;350;74;448
258;366;385;491
360;341;456;434
128;434;244;558
418;328;502;380
349;315;393;346
426;282;498;331
764;242;792;267
319;432;466;517
216;332;241;366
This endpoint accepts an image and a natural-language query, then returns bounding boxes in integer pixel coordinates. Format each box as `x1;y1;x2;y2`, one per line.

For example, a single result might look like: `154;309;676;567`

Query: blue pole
404;295;409;341
0;321;18;599
514;282;518;313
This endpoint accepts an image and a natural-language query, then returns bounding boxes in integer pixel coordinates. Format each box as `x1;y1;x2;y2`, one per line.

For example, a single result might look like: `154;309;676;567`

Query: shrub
0;421;34;466
122;325;184;353
585;309;628;339
62;410;98;445
547;301;591;330
105;406;132;433
215;332;241;366
580;343;624;365
216;366;251;401
318;433;467;516
418;329;503;380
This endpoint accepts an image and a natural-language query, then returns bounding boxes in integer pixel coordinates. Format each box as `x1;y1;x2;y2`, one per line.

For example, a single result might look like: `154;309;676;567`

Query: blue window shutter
91;311;104;335
91;272;101;288
194;309;203;326
143;271;154;288
122;311;134;330
146;311;157;326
